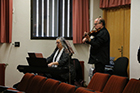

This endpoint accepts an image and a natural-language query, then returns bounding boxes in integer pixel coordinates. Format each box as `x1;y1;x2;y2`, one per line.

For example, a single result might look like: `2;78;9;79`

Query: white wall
130;0;140;79
0;0;56;86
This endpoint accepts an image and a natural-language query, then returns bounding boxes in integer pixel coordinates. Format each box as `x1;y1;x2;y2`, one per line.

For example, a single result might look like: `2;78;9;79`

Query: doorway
103;6;130;76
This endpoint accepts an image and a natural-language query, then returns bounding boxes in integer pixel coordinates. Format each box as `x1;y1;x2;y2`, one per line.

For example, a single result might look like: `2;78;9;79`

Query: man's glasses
94;23;100;26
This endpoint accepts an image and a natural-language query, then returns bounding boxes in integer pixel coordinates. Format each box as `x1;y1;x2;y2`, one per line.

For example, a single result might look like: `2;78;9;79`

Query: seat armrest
3;89;25;93
0;85;9;92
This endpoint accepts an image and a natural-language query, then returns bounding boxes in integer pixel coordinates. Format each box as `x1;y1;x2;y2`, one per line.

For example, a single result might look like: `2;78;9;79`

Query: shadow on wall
0;43;13;62
71;44;89;59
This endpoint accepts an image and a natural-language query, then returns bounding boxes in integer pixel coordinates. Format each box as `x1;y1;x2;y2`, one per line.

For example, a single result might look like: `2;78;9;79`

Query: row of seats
0;73;92;93
0;72;140;93
86;72;140;93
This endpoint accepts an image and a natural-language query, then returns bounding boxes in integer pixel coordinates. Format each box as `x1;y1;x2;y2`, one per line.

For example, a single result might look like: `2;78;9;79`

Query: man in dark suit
82;17;110;73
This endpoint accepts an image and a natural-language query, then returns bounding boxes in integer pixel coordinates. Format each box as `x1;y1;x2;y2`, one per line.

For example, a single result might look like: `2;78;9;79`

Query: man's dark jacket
86;27;110;65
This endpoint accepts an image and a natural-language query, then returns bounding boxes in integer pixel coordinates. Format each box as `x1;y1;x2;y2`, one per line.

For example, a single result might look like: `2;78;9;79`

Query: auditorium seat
0;73;35;92
25;75;46;93
122;78;140;93
39;78;60;93
87;72;110;91
74;87;95;93
95;75;128;93
16;73;34;91
54;82;76;93
0;63;6;86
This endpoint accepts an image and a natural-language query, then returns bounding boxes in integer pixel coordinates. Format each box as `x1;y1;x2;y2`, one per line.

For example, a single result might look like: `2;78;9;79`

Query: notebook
26;57;48;67
28;52;43;58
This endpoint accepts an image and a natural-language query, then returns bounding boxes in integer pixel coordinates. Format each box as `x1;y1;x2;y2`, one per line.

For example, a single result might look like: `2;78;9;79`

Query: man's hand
82;37;87;43
82;32;91;43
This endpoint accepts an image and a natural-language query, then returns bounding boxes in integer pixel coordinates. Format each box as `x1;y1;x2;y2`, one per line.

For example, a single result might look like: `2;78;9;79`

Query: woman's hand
48;62;59;67
48;62;53;67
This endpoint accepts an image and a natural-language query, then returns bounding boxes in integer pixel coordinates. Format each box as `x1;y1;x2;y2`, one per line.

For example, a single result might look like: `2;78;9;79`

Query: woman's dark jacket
46;47;76;81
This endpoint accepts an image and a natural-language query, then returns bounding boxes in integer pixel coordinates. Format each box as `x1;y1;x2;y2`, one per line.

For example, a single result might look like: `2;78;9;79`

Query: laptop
28;52;43;58
26;57;48;67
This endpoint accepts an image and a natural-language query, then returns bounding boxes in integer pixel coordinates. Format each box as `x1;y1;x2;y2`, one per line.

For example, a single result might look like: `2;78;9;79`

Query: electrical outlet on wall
14;42;20;47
